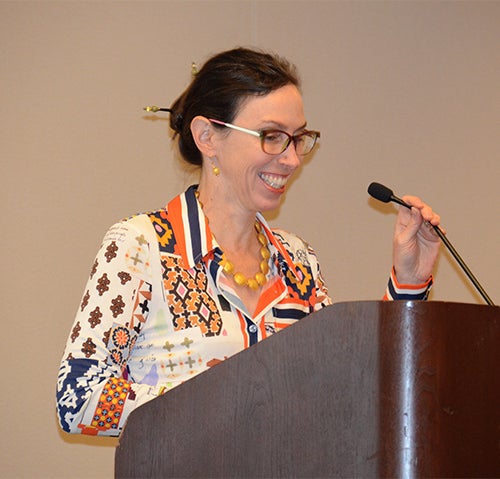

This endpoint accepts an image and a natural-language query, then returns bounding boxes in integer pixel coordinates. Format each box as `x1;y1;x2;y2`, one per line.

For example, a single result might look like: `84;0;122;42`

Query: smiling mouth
258;173;288;190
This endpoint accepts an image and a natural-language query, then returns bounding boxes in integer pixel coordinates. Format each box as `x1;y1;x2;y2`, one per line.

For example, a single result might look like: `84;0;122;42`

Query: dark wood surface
115;301;499;478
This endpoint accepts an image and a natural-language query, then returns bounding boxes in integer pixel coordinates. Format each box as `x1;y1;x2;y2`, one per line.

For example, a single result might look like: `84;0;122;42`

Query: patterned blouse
56;185;431;436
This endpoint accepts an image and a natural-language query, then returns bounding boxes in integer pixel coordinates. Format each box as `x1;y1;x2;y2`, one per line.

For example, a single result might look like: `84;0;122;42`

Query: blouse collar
166;185;300;280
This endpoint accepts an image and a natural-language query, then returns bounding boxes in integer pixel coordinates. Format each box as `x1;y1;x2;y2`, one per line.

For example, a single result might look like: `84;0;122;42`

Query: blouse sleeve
56;220;165;436
383;267;433;300
308;242;333;311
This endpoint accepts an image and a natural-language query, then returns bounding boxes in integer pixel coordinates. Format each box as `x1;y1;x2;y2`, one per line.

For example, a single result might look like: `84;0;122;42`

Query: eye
295;134;307;145
262;130;288;144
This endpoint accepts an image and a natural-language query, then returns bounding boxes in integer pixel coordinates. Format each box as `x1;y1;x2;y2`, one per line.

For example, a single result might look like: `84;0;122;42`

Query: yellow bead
260;246;270;260
257;233;267;246
255;272;266;286
223;261;234;274
247;278;259;290
260;261;269;275
233;272;247;286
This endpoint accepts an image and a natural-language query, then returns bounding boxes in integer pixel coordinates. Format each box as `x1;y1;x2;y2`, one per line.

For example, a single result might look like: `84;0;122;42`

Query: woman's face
212;83;307;214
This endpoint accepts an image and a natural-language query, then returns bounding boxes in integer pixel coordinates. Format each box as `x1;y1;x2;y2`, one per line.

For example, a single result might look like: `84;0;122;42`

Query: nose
278;142;302;169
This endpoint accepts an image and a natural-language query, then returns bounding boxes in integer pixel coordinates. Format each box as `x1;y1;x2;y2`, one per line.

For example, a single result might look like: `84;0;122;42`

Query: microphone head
368;182;394;203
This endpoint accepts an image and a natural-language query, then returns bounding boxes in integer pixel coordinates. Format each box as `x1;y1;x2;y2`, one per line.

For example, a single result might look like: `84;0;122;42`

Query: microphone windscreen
368;182;393;203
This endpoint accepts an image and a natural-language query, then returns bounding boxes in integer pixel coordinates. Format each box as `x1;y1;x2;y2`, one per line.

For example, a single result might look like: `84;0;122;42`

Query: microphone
368;182;494;306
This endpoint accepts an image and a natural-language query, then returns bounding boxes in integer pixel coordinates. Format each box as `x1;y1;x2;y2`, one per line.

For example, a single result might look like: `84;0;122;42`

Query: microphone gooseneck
367;182;494;306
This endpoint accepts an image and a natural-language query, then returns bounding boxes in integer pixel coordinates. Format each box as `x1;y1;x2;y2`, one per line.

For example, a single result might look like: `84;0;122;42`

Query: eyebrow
258;120;308;133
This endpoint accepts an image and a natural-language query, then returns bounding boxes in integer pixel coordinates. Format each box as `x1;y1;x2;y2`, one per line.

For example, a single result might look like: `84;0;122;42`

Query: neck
197;184;257;250
195;182;270;292
196;186;270;292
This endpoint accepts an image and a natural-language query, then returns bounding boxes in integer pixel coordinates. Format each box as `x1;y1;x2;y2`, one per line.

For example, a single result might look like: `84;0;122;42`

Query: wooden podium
115;301;499;478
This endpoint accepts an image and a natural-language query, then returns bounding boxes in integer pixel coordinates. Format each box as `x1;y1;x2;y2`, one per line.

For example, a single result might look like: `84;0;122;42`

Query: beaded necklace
195;190;270;290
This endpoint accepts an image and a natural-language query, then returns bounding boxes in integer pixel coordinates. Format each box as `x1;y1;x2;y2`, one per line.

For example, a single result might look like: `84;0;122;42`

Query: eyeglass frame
208;118;320;156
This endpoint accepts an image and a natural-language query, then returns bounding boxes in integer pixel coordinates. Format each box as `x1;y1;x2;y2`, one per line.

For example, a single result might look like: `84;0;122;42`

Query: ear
190;116;217;158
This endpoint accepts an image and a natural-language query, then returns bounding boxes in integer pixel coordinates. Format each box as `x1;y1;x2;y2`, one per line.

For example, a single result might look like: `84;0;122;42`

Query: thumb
397;206;424;239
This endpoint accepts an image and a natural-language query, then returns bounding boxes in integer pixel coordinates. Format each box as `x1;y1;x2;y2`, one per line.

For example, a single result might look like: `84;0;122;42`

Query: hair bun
172;112;184;132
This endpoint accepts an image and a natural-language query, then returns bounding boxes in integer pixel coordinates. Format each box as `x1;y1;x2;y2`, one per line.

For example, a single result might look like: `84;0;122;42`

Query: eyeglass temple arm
209;119;261;137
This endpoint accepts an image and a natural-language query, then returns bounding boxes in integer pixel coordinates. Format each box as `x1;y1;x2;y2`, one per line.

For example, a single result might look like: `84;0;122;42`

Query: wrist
392;266;432;287
384;268;433;301
391;267;433;289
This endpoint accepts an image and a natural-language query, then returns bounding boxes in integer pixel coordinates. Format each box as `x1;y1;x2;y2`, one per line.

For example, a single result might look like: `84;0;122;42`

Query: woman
56;47;441;436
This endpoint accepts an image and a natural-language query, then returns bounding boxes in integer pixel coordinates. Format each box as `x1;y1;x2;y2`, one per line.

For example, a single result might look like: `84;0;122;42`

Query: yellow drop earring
211;159;220;176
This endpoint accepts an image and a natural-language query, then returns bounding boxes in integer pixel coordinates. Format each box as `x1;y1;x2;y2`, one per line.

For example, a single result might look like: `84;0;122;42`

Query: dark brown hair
169;47;300;166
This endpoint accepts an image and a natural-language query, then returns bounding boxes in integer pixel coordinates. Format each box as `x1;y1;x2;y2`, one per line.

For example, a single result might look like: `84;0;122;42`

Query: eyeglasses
209;119;320;156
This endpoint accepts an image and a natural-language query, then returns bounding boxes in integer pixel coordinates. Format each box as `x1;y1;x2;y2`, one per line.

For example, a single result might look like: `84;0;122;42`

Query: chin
255;196;283;213
251;182;287;212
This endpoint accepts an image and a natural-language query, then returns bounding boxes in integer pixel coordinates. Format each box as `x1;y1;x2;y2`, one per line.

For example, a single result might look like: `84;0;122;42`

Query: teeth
259;173;288;189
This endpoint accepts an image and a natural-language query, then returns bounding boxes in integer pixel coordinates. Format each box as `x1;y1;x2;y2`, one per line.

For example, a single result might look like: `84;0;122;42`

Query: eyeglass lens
262;131;317;155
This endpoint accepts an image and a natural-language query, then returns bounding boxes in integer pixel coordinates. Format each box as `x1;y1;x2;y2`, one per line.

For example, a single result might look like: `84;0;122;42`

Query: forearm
57;358;172;436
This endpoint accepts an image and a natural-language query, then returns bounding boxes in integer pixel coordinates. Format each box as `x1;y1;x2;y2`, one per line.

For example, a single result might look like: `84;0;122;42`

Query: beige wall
1;1;498;477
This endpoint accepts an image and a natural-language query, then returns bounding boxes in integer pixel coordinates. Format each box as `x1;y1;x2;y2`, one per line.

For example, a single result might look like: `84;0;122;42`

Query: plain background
1;1;498;477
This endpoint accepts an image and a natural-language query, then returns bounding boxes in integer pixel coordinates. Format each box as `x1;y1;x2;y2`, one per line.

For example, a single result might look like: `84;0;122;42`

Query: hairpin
143;106;173;113
191;62;198;77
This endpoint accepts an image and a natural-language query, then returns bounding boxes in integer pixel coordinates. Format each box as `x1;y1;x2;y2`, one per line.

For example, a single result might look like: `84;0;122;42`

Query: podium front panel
115;301;499;478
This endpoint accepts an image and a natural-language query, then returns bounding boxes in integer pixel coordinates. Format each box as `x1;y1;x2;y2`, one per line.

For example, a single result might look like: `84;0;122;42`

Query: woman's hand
392;195;442;284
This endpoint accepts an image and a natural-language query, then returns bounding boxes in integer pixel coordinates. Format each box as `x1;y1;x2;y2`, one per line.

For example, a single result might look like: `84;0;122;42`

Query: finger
402;195;441;226
395;205;424;239
401;195;425;209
